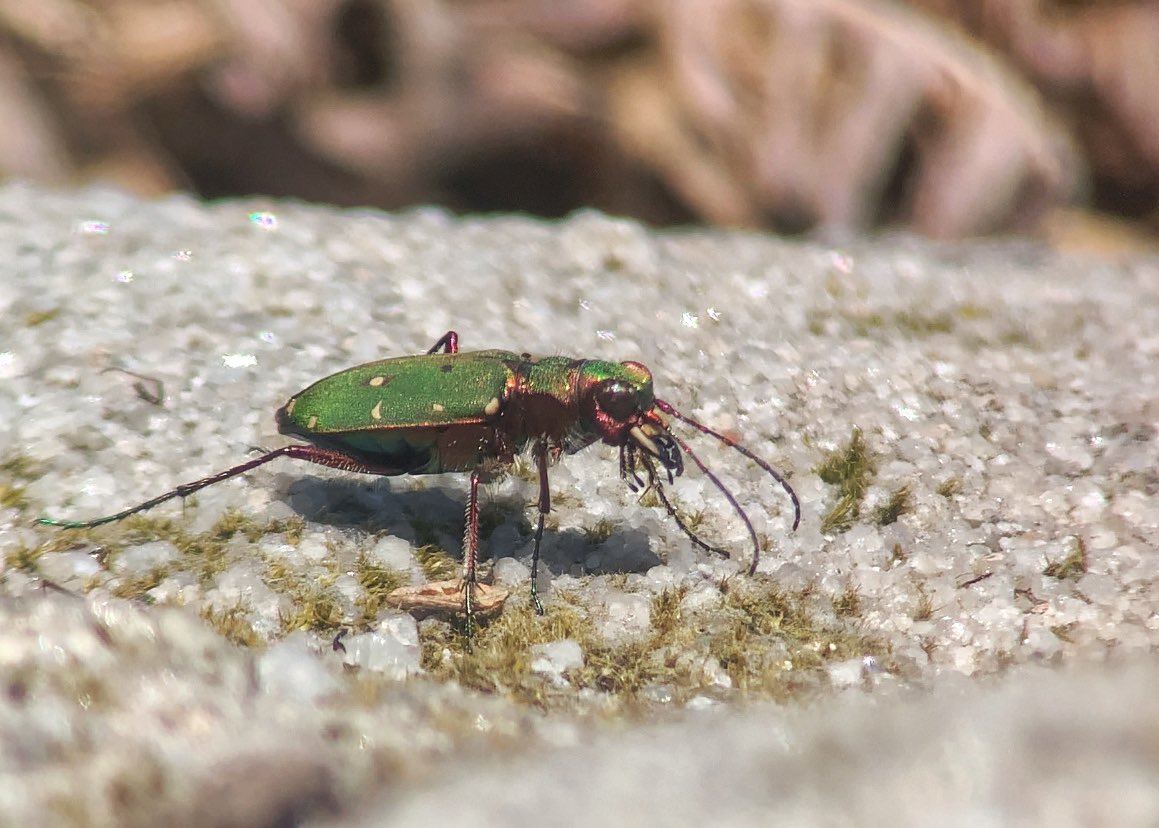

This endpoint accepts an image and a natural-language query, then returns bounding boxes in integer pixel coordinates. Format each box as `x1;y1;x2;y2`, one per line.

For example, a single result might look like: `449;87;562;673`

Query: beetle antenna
655;399;801;532
650;433;765;575
636;452;732;561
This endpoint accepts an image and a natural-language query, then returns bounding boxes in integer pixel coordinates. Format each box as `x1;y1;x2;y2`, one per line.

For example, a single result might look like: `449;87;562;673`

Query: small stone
492;556;531;587
258;633;341;702
530;639;584;686
340;613;422;680
597;592;651;640
37;550;102;585
826;657;867;690
113;541;179;573
368;536;414;569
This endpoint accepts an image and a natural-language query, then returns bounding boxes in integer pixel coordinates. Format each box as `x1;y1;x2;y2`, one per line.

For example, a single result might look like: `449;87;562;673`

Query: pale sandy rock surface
0;184;1157;826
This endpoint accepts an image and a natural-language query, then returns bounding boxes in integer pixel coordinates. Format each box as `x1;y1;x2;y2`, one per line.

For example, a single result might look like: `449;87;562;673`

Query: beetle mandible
39;332;800;632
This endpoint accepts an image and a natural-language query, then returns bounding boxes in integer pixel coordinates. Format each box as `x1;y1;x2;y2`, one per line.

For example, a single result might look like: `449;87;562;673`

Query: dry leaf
386;580;510;619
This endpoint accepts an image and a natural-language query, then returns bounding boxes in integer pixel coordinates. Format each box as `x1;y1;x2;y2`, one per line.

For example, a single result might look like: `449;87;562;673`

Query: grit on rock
0;185;1156;826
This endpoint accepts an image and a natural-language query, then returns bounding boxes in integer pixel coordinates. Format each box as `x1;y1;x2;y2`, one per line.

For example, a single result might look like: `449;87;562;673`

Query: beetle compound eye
597;380;639;421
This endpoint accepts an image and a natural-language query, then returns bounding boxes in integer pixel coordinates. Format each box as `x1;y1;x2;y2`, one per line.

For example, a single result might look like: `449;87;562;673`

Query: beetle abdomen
277;351;518;435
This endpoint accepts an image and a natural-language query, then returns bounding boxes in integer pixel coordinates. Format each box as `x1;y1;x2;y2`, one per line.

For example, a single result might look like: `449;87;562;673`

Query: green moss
893;310;954;336
576;638;663;696
422;599;595;702
415;544;459;581
23;307;61;327
8;527;102;576
415;570;890;710
604;573;630;591
261;552;348;635
5;543;44;573
832;585;862;618
819;496;859;536
873;484;912;526
935;478;961;498
101;511;258;586
806;312;826;337
509;455;538;483
109;567;169;601
818;307;957;339
912;584;934;621
635;487;663;509
353;551;408;622
1043;537;1088;580
278;582;343;632
1;454;39;480
998;327;1033;347
957;303;991;321
584;519;620;545
0;454;37;513
649;585;688;639
815;427;876;534
707;577;885;697
551;491;583;509
201;603;264;648
849;312;887;337
0;483;29;510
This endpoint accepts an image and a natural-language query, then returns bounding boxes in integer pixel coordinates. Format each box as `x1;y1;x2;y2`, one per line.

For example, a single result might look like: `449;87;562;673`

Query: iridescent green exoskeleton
39;332;800;636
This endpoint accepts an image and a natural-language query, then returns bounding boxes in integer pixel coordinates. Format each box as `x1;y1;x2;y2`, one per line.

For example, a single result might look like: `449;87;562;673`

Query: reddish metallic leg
37;444;404;529
461;468;482;638
528;442;549;615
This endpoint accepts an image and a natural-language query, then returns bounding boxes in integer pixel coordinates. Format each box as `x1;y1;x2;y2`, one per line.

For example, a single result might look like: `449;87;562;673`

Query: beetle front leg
528;441;550;616
427;331;459;355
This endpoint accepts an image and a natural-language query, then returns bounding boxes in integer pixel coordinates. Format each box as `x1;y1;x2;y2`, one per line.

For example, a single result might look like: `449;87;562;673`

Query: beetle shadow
529;525;663;578
279;474;663;576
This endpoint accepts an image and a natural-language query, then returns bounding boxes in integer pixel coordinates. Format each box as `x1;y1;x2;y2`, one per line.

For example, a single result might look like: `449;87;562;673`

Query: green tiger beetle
39;331;800;637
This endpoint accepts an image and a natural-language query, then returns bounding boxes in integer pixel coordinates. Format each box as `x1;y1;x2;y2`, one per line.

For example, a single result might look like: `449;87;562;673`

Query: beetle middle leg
527;440;550;616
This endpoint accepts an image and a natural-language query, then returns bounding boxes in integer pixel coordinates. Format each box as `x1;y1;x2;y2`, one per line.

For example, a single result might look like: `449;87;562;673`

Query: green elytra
39;332;800;636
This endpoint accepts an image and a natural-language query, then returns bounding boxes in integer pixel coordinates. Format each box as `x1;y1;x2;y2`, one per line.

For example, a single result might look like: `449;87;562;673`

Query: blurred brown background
2;0;1156;247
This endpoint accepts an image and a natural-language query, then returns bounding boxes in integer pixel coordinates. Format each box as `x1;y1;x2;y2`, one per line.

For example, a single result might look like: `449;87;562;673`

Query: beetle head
578;361;800;577
577;360;683;477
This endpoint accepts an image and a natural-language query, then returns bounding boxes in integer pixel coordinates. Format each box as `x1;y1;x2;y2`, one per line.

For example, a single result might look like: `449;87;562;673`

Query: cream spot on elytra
432;403;445;413
371;400;383;420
